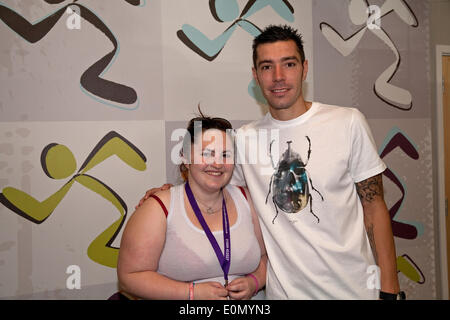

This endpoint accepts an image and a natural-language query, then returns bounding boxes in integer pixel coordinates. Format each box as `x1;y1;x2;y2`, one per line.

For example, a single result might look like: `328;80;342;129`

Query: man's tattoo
355;174;384;205
366;224;378;264
357;175;384;264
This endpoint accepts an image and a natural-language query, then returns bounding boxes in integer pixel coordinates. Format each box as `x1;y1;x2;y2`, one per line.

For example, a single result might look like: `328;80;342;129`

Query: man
140;25;401;300
230;25;400;299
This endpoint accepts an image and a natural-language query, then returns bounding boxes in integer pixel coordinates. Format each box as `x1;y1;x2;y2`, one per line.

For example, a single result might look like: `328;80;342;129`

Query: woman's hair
180;106;233;181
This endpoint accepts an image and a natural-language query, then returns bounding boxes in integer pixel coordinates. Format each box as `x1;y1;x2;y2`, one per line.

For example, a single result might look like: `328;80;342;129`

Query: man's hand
135;184;173;209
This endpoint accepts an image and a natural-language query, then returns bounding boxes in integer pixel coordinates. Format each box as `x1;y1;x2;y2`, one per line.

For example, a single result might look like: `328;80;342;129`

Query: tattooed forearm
366;224;378;264
357;174;385;265
355;174;384;205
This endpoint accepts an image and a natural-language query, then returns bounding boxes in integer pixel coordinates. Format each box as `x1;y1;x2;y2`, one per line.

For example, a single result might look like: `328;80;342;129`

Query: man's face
252;40;308;112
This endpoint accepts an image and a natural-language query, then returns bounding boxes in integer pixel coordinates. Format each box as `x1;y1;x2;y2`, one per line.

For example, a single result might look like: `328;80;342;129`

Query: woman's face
187;129;234;192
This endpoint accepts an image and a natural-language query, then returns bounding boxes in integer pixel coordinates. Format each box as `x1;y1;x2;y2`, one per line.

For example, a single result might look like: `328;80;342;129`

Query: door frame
436;45;450;300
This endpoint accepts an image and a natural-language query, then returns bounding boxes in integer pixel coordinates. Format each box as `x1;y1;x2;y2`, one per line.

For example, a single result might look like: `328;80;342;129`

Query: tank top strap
237;186;248;201
148;195;168;217
163;183;185;226
225;185;250;214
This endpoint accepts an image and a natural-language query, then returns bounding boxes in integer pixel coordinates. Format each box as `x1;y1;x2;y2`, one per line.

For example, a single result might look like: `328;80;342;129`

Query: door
444;55;450;294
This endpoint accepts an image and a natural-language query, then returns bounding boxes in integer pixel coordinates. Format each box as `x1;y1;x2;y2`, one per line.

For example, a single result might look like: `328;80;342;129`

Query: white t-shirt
231;102;386;299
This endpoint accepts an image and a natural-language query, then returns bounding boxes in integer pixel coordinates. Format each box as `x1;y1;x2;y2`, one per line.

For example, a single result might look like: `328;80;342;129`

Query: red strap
149;195;168;217
238;186;247;200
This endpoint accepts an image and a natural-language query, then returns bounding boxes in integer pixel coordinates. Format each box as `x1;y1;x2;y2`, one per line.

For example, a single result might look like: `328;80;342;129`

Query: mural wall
313;0;434;298
0;0;435;299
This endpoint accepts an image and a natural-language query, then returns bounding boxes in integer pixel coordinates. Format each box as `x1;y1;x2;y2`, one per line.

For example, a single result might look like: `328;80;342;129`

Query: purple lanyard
185;182;231;284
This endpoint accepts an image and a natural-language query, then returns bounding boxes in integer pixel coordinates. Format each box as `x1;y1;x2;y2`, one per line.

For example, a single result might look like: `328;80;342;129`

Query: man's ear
302;60;309;81
252;67;259;85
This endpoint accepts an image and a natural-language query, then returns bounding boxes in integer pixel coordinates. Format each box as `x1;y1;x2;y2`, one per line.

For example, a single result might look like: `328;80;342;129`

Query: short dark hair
180;105;233;181
252;25;305;68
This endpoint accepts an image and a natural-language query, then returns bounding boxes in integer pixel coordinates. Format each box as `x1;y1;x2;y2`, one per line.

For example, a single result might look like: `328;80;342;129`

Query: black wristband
379;291;406;300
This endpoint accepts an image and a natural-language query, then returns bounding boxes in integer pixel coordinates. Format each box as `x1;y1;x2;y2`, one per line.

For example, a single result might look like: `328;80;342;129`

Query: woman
117;113;267;300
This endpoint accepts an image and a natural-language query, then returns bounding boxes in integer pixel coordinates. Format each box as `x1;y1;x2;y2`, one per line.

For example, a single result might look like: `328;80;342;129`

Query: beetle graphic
265;137;324;224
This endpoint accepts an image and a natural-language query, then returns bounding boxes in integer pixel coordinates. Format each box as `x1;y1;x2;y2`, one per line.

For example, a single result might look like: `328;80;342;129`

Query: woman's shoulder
134;187;173;220
152;188;171;204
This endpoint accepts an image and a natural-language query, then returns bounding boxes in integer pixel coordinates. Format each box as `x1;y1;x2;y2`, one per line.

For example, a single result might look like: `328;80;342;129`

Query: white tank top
157;183;261;285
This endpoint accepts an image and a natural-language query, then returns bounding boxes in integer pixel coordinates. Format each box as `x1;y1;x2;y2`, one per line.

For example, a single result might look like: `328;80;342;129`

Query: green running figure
0;131;147;268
